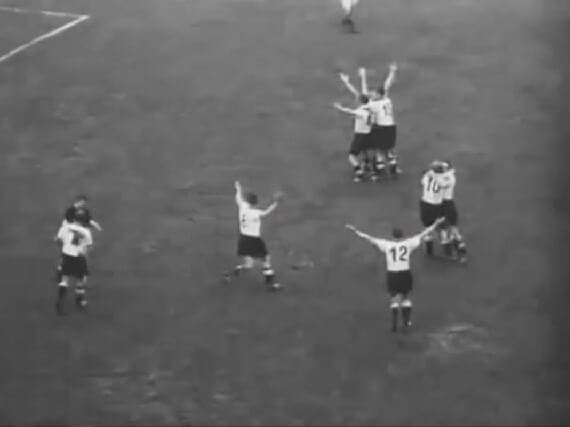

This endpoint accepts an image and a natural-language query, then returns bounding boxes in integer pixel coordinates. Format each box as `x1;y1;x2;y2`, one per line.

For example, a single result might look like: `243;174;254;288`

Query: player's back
369;97;395;126
376;236;422;272
353;105;372;133
238;204;262;237
441;169;456;201
58;223;93;257
421;170;445;205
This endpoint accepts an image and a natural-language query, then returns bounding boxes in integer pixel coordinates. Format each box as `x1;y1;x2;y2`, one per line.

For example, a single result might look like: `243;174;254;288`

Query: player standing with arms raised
439;161;468;263
54;212;93;315
224;181;283;291
345;218;445;332
363;63;400;179
333;95;372;182
419;161;447;256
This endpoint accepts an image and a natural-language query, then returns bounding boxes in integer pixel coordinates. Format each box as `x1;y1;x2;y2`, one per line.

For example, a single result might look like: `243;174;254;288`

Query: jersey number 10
425;175;441;194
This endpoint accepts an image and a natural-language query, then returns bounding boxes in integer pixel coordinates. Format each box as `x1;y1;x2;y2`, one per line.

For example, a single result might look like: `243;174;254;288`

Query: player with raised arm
339;72;375;176
340;0;360;33
333;96;372;182
419;161;447;256
346;217;445;332
365;63;400;179
55;195;102;284
224;181;283;291
439;161;468;263
54;211;93;315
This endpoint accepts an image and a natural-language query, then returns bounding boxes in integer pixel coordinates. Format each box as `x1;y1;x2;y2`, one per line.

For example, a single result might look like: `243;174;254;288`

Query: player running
340;0;359;33
345;217;445;332
362;64;400;179
55;195;101;284
54;211;93;315
419;161;447;256
333;95;372;182
224;181;283;291
439;161;468;263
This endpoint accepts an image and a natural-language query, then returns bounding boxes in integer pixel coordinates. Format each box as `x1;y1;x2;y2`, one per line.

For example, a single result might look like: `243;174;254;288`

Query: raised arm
358;67;368;96
260;191;283;217
90;219;102;232
235;181;245;206
339;73;360;99
345;224;380;246
382;62;397;95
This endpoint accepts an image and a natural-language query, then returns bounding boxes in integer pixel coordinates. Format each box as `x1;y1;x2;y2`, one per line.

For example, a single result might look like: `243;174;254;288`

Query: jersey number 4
70;230;83;246
389;245;408;263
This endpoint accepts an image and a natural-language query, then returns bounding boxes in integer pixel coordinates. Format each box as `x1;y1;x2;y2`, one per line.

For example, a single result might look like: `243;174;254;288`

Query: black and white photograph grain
1;0;569;425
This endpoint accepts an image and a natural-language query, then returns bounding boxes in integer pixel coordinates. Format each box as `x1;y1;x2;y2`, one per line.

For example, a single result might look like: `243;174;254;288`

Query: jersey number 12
389;245;408;263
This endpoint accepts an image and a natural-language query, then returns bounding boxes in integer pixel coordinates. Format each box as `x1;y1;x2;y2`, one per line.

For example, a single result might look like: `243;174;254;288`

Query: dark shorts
237;235;269;259
349;132;371;155
386;270;413;297
420;200;443;227
370;125;397;151
442;200;459;226
60;254;89;279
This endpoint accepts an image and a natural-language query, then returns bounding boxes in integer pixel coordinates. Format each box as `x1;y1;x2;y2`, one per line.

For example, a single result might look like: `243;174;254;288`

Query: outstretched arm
333;102;358;115
345;224;380;246
414;217;445;240
382;62;397;95
90;219;102;232
339;73;360;99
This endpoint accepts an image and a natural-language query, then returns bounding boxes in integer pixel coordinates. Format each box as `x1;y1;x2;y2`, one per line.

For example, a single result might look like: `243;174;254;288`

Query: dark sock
390;304;399;332
425;241;434;256
443;243;453;257
262;268;276;287
57;285;67;300
55;267;63;283
455;240;467;260
402;306;412;326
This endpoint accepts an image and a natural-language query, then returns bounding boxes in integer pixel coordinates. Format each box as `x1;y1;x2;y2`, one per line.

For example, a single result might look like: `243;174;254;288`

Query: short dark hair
378;86;386;96
359;94;370;104
392;227;404;239
245;192;258;205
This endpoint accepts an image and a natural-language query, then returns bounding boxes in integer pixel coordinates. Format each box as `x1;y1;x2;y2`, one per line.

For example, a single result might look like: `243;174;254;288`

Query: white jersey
369;97;395;126
57;223;93;257
353;106;372;134
374;236;422;272
421;170;445;205
238;202;262;237
441;169;456;201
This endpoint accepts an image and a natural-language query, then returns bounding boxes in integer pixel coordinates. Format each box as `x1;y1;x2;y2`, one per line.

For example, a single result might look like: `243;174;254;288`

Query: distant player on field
54;211;93;315
340;0;360;33
56;195;101;284
439;161;468;263
419;161;447;256
346;217;445;332
224;181;283;291
363;63;400;179
333;95;372;182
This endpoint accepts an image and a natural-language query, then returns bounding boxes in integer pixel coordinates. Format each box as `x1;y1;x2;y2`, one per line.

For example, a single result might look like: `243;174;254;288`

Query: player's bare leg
348;154;365;182
261;256;282;291
56;276;70;315
386;150;402;177
224;256;254;282
374;151;388;180
450;226;468;263
440;227;454;258
389;295;401;332
400;298;413;329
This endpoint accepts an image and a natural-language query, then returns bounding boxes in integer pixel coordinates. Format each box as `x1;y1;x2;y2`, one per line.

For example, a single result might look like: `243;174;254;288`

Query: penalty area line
0;7;90;64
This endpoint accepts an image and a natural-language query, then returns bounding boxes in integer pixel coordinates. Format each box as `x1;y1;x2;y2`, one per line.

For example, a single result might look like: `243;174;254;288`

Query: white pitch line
0;5;85;19
0;10;90;64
